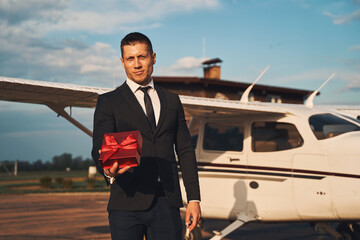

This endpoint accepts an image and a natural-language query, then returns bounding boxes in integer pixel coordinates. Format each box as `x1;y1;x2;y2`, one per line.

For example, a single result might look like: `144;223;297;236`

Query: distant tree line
0;153;94;172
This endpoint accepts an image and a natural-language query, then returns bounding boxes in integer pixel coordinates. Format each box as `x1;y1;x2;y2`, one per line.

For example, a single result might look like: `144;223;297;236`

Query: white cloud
349;45;360;51
0;0;223;161
0;35;123;86
292;0;310;9
0;0;69;24
156;57;208;76
170;57;208;70
0;0;220;34
0;0;220;86
272;69;333;85
341;72;360;90
273;69;360;93
44;42;118;70
0;3;126;86
324;9;360;25
52;0;219;34
341;58;360;71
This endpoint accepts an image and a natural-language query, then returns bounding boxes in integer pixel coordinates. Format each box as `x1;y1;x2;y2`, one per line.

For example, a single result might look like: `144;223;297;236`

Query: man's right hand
104;162;131;178
99;149;131;178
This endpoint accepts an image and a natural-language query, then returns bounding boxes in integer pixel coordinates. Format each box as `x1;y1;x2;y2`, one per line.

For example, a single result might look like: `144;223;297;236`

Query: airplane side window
203;122;244;152
251;122;303;152
309;113;360;140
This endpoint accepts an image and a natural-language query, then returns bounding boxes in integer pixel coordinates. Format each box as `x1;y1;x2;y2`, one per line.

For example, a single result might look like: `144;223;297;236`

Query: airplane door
247;121;302;221
195;119;248;220
292;153;334;219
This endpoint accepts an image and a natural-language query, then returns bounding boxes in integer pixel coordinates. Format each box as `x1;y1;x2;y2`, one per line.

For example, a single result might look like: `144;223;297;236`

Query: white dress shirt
126;78;160;125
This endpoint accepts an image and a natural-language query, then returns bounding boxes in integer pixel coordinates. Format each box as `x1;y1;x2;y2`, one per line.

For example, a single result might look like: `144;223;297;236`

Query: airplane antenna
304;72;336;108
240;65;270;104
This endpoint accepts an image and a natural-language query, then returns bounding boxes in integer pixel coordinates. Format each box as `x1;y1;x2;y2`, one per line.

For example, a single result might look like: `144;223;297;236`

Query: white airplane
0;73;360;240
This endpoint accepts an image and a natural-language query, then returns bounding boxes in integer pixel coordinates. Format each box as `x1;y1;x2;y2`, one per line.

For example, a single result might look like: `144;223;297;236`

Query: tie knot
139;86;152;93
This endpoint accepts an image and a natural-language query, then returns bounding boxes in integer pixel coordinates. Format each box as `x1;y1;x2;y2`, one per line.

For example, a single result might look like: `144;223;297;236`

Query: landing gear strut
314;222;360;240
337;222;360;240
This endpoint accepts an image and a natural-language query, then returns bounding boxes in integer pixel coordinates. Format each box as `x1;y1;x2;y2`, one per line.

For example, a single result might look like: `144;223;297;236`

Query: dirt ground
0;193;111;240
0;193;334;240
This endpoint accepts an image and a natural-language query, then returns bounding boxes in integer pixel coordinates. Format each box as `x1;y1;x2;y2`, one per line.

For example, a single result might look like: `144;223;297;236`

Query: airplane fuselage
180;106;360;223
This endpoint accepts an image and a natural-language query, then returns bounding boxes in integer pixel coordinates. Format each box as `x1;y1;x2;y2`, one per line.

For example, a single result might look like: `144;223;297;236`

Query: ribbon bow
101;134;138;163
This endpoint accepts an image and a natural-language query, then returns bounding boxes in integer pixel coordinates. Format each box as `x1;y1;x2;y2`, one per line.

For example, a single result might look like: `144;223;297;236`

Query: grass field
0;170;109;194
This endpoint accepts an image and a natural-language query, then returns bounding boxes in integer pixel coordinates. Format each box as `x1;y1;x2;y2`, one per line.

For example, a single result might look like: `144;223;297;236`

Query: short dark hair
120;32;153;57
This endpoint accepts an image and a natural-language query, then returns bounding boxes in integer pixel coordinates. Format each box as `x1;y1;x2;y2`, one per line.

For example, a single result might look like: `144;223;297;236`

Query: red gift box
99;130;143;169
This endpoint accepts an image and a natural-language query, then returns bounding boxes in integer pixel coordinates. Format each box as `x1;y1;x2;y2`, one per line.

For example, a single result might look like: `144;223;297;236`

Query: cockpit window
203;122;244;152
251;122;303;152
309;113;360;140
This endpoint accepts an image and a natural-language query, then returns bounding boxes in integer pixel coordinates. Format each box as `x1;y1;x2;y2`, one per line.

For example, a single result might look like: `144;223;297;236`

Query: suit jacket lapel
118;83;153;132
154;86;167;136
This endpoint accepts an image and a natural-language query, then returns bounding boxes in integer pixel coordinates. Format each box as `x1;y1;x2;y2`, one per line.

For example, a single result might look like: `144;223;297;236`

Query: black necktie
139;86;156;131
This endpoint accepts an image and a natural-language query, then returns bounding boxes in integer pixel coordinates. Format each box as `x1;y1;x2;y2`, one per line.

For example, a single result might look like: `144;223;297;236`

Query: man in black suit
91;32;201;240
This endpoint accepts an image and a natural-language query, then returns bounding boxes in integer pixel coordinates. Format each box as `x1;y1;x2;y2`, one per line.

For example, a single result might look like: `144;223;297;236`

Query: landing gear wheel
183;226;202;240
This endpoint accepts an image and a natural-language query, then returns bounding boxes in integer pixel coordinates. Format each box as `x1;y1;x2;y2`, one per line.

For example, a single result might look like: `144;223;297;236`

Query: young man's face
121;42;156;86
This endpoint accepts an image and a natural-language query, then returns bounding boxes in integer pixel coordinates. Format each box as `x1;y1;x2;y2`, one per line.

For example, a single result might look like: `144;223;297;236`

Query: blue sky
0;0;359;162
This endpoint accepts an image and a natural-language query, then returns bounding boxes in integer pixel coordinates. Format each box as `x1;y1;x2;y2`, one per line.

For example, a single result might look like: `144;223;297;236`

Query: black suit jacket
91;83;200;211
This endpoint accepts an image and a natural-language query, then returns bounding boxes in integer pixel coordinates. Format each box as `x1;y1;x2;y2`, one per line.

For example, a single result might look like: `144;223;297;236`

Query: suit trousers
108;186;183;240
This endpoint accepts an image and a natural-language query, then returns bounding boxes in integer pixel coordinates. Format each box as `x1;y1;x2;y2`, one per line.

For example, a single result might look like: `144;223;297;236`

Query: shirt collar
126;78;154;94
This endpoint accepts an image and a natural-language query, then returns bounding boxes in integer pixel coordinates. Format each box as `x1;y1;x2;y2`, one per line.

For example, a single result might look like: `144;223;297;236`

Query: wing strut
209;212;255;240
47;105;93;137
240;65;270;104
304;72;336;108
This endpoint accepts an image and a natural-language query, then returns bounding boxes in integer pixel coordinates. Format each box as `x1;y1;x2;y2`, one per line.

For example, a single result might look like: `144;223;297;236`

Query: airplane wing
0;76;289;116
0;76;294;137
321;105;360;120
180;95;289;116
0;76;111;108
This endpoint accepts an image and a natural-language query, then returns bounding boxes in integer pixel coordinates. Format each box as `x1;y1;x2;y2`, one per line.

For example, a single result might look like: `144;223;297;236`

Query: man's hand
185;201;201;232
104;162;131;177
99;149;131;178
